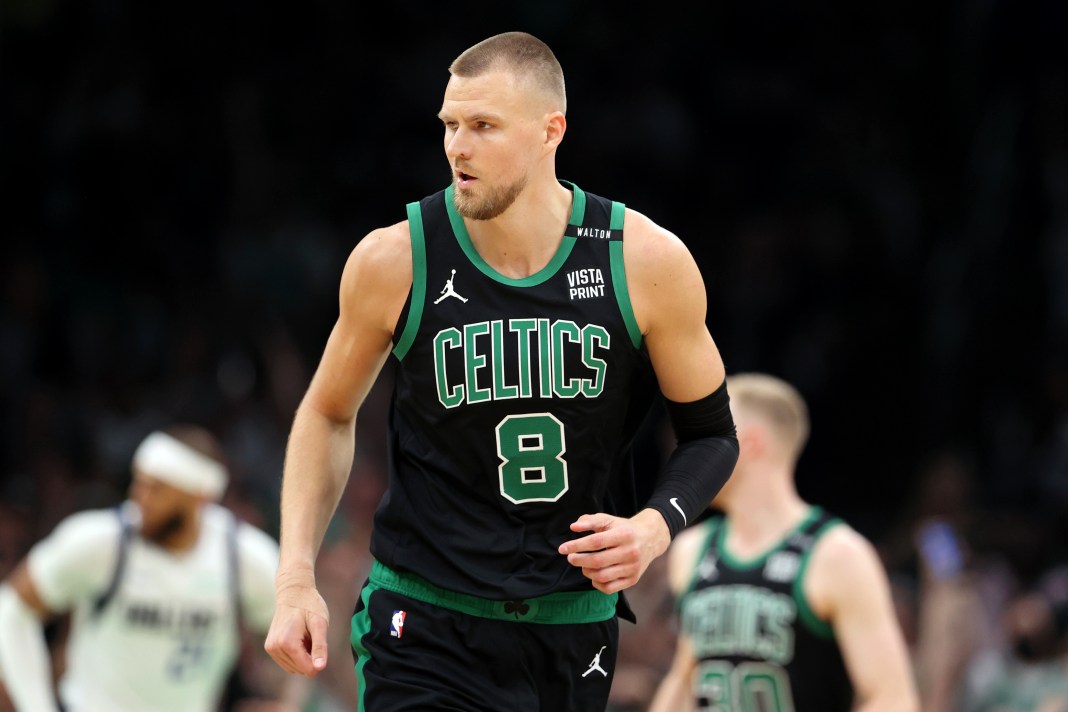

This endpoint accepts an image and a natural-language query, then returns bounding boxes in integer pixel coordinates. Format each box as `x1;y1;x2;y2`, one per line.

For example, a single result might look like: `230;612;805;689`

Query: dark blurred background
2;0;1068;708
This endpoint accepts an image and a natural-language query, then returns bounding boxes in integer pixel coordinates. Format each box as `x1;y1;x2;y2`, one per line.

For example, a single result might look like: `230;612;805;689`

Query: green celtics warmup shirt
371;181;656;601
678;508;854;711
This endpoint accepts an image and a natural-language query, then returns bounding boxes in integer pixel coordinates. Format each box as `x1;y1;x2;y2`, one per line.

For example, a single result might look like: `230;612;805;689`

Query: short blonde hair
449;31;567;114
726;373;810;462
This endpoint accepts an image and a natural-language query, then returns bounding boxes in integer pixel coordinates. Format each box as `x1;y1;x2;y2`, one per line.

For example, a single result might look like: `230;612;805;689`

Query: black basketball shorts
350;561;620;711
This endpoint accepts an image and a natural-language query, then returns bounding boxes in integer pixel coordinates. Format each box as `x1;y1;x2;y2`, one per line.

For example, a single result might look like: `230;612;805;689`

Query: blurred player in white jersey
0;424;305;712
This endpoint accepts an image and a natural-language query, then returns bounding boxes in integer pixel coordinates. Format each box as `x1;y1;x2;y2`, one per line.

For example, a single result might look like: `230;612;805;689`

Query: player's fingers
591;575;634;595
560;531;601;555
569;513;613;533
569;533;641;565
289;631;320;676
581;567;628;594
264;632;301;675
561;525;633;556
264;623;290;669
308;613;330;672
581;560;636;584
266;612;319;675
567;548;609;569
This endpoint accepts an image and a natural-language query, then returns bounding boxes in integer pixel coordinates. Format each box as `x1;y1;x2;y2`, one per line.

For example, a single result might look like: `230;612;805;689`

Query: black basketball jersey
678;508;854;711
371;181;656;600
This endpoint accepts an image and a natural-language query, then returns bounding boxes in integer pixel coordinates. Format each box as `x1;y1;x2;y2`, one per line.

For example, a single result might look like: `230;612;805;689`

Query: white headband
132;431;228;500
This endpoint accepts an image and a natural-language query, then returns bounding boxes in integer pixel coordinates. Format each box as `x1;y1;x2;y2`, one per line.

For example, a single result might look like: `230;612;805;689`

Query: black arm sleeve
644;381;739;539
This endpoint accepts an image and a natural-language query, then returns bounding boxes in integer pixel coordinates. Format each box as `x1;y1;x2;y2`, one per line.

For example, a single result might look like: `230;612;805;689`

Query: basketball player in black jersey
649;373;918;712
264;31;740;711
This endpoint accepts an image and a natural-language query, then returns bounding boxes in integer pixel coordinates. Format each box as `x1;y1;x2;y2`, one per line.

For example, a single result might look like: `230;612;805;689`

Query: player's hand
264;574;330;677
558;508;670;594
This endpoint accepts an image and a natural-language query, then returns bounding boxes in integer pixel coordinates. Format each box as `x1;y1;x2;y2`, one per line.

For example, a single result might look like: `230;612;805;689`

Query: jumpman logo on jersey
434;269;468;304
582;645;608;678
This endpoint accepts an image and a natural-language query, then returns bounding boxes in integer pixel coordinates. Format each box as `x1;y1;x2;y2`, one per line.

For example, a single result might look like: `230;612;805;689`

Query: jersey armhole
792;518;844;639
607;202;642;349
392;201;427;362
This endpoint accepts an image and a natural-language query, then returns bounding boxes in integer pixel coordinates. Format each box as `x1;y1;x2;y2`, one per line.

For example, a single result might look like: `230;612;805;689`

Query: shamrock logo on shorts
504;600;530;618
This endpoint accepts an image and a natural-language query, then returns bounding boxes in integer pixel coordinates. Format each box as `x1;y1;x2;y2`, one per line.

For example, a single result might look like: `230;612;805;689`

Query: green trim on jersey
607;201;643;347
609;238;642;349
608;200;642;348
561;179;587;222
699;508;843;638
609;200;626;231
716;507;822;570
350;583;375;712
793;516;844;639
392;201;428;361
369;560;617;624
444;183;579;287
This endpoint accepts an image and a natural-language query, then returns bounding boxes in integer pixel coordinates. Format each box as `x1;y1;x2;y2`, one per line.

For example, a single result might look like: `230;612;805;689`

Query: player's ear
544;111;566;151
737;420;767;460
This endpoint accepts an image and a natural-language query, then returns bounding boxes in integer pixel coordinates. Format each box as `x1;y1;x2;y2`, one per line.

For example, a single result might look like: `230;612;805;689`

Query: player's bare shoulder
804;523;886;618
342;220;412;291
47;508;126;548
339;220;414;334
620;208;707;334
621;208;693;264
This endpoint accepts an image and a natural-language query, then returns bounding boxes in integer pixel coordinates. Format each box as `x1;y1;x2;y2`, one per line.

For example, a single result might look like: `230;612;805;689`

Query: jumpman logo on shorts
582;645;608;678
434;269;468;304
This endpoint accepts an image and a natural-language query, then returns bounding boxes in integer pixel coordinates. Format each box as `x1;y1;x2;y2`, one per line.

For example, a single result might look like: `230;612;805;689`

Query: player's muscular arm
275;224;410;577
560;214;733;593
648;526;705;712
806;528;920;712
266;223;411;677
0;563;61;711
626;210;726;403
648;634;698;712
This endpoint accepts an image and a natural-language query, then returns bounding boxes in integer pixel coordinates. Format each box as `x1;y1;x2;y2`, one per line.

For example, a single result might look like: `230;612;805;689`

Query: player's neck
464;177;572;279
723;474;808;547
152;508;203;554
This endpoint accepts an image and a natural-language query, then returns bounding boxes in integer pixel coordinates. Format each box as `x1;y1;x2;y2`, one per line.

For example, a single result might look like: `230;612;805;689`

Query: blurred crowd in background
3;0;1068;710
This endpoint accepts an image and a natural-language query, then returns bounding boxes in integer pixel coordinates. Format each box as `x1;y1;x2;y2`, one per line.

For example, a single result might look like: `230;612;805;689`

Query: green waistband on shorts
368;560;618;624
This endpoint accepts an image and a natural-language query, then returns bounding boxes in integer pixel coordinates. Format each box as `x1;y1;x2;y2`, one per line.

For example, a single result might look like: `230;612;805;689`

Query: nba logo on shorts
390;610;406;638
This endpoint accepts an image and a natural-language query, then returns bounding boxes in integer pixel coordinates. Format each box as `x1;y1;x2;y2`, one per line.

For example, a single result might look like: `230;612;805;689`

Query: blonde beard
453;173;529;220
